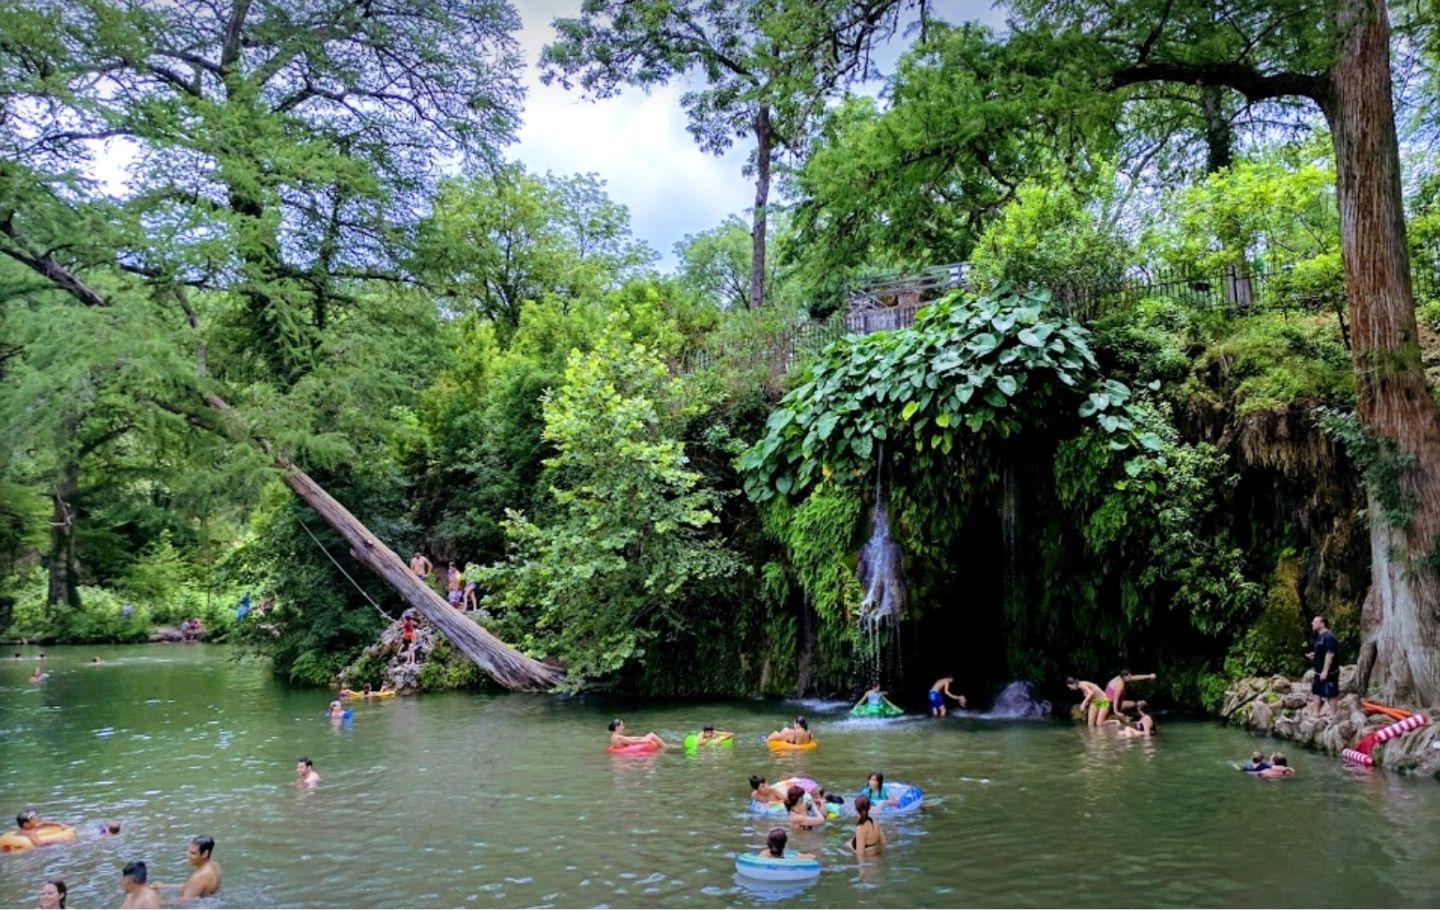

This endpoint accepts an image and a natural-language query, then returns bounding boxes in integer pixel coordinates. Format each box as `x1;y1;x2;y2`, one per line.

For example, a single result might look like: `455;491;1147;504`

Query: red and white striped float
1341;711;1429;767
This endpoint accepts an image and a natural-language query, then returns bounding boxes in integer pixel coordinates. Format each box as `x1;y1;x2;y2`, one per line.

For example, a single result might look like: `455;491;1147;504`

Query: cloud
511;0;1004;270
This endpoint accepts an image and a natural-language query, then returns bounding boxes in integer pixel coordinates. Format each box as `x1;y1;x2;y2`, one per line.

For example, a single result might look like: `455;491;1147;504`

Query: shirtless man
177;836;221;899
1066;677;1109;727
928;676;967;717
1103;671;1157;723
10;808;65;846
295;756;320;787
1257;753;1295;779
408;550;432;581
120;861;161;909
446;562;463;607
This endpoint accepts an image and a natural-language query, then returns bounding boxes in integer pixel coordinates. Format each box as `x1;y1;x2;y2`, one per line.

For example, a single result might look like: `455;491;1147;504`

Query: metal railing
676;258;1440;379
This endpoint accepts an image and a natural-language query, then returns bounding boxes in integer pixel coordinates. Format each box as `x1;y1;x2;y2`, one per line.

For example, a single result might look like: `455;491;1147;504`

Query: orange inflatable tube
0;824;76;852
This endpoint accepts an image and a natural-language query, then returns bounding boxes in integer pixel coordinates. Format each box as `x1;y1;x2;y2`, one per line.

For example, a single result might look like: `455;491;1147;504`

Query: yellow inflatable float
766;738;818;751
0;823;76;852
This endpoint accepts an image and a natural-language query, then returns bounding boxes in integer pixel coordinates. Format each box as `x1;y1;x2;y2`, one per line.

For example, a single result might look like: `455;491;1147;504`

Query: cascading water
855;452;906;685
1000;459;1020;617
984;680;1052;718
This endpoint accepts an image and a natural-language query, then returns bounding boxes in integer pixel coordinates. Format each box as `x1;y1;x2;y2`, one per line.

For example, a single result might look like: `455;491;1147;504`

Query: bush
416;636;481;690
1;569;152;643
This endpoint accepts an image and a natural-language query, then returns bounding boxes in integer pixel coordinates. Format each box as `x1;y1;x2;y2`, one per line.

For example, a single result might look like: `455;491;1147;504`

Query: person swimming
1257;753;1295;779
296;756;320;787
750;775;784;804
37;879;66;909
758;827;813;861
325;700;350;720
849;794;885;855
784;785;827;829
1241;751;1271;773
858;771;898;807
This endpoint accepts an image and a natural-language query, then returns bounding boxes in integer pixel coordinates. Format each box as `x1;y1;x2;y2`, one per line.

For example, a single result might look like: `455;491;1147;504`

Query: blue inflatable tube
846;783;923;815
735;852;821;882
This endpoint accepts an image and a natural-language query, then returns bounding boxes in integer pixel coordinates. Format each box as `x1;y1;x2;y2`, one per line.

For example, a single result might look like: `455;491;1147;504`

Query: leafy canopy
740;288;1159;502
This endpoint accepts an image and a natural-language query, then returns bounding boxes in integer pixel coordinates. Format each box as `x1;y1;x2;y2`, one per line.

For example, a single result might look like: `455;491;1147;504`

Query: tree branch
1110;61;1324;104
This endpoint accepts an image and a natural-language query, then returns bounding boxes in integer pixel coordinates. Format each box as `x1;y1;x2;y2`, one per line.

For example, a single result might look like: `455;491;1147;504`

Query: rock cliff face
337;615;438;693
1223;666;1440;777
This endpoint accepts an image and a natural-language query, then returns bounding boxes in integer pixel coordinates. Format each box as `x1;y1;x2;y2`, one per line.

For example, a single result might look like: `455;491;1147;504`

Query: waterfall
856;473;906;629
1000;459;1020;616
855;454;906;684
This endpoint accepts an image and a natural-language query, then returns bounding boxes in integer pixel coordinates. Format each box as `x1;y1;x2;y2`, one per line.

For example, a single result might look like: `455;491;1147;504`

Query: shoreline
1222;665;1440;777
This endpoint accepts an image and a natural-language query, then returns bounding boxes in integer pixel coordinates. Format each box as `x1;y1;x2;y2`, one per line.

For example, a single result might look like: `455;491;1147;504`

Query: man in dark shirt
1306;615;1340;718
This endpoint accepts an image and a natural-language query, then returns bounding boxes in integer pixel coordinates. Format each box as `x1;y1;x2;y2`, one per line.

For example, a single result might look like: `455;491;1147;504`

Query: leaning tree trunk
749;105;772;311
1323;0;1440;706
277;457;561;691
46;460;80;610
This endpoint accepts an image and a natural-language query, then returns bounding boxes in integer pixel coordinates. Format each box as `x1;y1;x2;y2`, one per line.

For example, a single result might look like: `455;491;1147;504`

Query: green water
2;645;1439;908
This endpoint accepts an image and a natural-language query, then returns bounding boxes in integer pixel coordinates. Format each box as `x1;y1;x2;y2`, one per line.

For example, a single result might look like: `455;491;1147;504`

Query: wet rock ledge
1223;666;1440;777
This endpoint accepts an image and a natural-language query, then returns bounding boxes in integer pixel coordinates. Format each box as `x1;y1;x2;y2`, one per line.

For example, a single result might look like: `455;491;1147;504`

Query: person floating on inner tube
9;809;67;848
695;724;733;745
607;719;669;750
750;775;784;805
758;827;814;861
766;716;813;746
858;771;899;808
928;676;967;717
853;686;902;715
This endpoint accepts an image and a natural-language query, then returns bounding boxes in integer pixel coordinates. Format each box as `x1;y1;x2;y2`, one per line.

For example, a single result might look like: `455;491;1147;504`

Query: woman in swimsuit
784;785;827;829
859;771;898;807
758;827;814;860
849;794;885;856
766;716;813;745
1066;677;1109;727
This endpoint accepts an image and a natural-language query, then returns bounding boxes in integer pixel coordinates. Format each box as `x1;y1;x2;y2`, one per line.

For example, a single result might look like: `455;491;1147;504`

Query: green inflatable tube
683;733;735;749
850;702;905;718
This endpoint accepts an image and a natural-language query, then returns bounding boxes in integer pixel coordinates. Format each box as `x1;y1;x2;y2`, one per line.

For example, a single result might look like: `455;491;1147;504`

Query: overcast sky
510;0;1007;268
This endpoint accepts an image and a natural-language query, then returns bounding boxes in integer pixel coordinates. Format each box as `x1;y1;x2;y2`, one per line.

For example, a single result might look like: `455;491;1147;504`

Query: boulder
1339;664;1359;695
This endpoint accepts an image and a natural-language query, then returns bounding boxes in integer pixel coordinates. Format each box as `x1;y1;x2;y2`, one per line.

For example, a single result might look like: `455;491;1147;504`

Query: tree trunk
1200;85;1254;311
276;456;561;690
46;460;81;610
1322;0;1440;706
749;105;772;311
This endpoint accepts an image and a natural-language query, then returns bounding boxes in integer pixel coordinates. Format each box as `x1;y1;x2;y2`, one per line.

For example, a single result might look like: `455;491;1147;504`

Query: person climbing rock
1066;677;1108;726
1103;671;1156;723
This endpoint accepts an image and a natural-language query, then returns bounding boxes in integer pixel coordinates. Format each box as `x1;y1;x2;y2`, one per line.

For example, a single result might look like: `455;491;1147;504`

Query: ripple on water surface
4;646;1440;908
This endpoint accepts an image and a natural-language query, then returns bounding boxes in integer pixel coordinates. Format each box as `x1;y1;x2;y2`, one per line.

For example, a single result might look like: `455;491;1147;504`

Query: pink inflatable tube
1340;713;1429;767
608;741;660;754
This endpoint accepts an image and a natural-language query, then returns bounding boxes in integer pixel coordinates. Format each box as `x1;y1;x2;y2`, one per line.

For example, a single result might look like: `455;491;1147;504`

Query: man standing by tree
409;551;433;583
1307;616;1341;718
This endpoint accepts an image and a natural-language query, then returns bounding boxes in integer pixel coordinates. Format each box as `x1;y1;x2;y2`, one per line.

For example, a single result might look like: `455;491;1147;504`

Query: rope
296;518;394;622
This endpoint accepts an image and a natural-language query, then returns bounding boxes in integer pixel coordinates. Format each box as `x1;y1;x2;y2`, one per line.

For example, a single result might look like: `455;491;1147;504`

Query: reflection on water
4;646;1440;908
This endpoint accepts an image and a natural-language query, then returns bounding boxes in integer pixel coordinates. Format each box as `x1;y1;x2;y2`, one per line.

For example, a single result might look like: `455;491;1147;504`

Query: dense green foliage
6;0;1440;710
